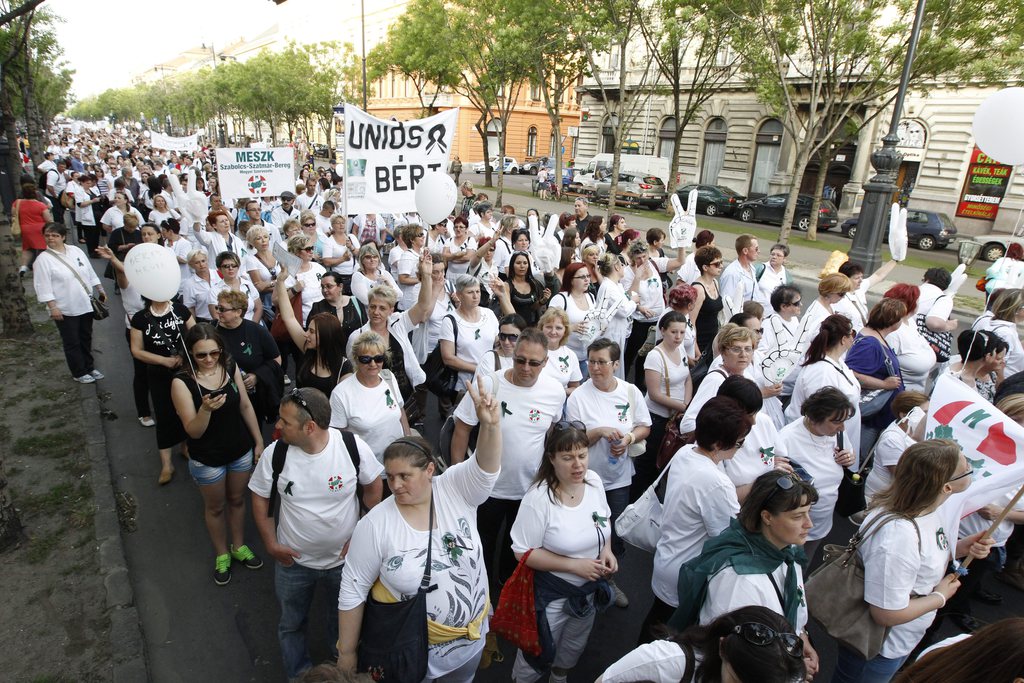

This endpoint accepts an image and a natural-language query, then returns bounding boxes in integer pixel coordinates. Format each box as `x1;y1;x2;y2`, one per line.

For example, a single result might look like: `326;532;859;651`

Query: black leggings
623;321;655;392
477;497;522;604
125;329;151;419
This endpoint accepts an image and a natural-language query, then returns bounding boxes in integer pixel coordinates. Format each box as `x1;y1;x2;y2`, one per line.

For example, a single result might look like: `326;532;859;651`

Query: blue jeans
832;644;908;683
275;560;344;679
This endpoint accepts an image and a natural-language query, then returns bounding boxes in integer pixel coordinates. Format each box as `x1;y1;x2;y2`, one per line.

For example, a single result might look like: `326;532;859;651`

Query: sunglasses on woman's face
194;350;221;360
357;354;386;365
498;332;520;342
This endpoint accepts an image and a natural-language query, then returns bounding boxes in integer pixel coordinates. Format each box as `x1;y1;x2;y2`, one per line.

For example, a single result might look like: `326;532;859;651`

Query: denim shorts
188;451;254;486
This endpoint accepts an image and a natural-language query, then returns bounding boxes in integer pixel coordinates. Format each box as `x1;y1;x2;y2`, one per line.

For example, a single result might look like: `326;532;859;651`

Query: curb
80;385;148;683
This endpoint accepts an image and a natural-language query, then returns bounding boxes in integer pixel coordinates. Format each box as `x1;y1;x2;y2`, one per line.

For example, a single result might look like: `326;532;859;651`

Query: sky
46;0;284;100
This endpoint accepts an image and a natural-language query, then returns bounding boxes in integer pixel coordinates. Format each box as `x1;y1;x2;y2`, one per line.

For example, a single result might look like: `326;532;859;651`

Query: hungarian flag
926;374;1024;535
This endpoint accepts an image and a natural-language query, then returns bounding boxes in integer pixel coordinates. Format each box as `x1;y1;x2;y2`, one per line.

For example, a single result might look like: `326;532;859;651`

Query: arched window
658;117;677;160
527;127;538;157
750;118;783;195
700;118;728;185
602;115;617;154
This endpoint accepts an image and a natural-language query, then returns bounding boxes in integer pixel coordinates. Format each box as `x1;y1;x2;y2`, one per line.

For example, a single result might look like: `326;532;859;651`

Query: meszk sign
216;147;296;201
343;105;457;214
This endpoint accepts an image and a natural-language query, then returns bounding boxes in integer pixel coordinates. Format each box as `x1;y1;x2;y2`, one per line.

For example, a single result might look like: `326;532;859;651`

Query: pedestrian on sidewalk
250;388;383;680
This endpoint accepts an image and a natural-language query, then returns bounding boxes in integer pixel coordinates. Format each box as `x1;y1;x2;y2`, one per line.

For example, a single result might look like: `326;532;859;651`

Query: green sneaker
214;554;232;586
230;544;264;570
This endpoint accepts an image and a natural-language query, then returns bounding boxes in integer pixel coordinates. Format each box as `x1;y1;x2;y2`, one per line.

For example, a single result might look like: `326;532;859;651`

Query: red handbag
270;292;303;345
489;549;541;656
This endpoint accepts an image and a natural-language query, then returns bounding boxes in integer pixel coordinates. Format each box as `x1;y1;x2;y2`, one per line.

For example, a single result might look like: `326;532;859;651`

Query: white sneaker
90;369;105;380
74;374;96;384
138;416;156;427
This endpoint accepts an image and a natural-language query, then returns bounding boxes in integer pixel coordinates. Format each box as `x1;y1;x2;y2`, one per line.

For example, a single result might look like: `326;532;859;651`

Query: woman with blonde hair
680;324;758;433
329;331;410;464
280;234;327;324
831;440;993;682
350;242;398;306
800;272;853;349
538;307;582;394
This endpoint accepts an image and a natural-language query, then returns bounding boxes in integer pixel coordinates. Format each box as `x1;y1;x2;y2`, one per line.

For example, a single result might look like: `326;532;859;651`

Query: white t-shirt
759;313;804;356
548;291;596;360
643;346;690;418
329;373;405;463
439;308;499;391
887;318;935;391
960;490;1023;547
283;263;327;323
453;370;566;499
510;470;611;586
865;422;914;501
444;237;478;280
701;562;808;633
350;268;399;307
566;379;652;491
652;446;739;606
785;358;861;468
337;459;498;680
320;238;350;276
719;259;757;307
756;264;789;307
679;368;728;434
859;509;950;658
491;236;513;274
543;345;583;389
973;313;1024;376
677;252;699;284
834;287;870;333
917;283;953;323
249;430;383;570
622;265;665;322
600;640;695;683
777;419;843;541
100;206;144;231
721;412;787;489
395;247;421;311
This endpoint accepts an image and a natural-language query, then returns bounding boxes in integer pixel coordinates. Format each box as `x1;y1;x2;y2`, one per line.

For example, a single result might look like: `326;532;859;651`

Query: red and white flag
926;374;1024;535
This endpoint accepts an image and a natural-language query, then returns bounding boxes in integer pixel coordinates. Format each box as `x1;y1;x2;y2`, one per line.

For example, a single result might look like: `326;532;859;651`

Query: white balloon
972;87;1024;166
124;243;181;302
889;203;908;262
414;172;458;225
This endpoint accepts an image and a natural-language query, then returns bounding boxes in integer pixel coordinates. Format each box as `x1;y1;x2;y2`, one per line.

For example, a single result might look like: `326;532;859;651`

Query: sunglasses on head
731;622;803;658
357;354;386;365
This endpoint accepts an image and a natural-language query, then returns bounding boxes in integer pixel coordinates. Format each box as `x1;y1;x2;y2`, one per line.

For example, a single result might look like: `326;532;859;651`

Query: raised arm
273;264;309;349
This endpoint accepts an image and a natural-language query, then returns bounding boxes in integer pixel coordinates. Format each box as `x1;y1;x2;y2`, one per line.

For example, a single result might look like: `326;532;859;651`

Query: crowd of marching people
21;127;1024;683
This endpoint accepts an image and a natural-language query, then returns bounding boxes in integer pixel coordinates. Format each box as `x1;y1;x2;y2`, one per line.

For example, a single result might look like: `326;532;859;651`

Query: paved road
86;234;1019;683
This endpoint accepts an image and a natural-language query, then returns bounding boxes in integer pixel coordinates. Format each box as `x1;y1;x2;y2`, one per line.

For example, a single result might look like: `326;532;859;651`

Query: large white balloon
888;203;908;262
414;172;458;225
124;243;181;302
972;87;1024;166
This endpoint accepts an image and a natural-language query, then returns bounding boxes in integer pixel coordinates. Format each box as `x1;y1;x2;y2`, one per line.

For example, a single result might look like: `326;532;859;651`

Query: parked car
839;209;958;251
311;143;330;158
960;235;1024;262
594;172;668;210
676;184;746;217
472;156;520;174
520;156;550;175
736;193;839;231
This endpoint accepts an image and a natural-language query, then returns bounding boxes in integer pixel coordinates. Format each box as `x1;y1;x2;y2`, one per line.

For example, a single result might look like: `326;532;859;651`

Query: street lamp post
848;0;928;275
360;0;368;110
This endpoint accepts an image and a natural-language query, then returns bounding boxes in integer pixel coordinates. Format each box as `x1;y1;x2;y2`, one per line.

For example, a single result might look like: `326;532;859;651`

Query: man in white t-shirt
719;233;760;315
249;389;382;680
451;328;567;597
271;191;301;227
295;182;321;212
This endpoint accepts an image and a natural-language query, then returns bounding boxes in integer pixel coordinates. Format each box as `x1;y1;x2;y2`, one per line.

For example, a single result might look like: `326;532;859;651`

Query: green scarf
668;518;806;630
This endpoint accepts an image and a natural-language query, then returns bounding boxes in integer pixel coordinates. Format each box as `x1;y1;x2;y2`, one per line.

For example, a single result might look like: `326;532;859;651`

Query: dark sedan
676;184;746;217
840;208;957;251
736;193;839;231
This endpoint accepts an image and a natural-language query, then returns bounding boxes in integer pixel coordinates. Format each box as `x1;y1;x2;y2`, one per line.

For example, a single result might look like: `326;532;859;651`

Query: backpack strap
333;427;368;515
267;439;290;518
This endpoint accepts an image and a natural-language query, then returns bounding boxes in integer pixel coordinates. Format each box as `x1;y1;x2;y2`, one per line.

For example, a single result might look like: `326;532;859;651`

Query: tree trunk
21;53;43;172
495;118;507;208
806;150;831;241
0;80;33;338
776;143;813;244
0;455;25;552
475;114;492;189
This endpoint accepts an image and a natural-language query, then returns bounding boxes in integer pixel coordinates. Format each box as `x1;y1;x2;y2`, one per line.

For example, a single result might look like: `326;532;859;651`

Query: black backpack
267;428;366;518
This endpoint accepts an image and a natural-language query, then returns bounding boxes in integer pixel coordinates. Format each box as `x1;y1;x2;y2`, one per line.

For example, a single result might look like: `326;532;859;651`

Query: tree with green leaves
367;0;460;117
726;0;1024;243
575;0;657;222
635;0;738;195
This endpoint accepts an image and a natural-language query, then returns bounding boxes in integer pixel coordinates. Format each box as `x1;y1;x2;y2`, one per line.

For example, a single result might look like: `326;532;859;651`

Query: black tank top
694;281;724;353
297;351;352;400
177;362;254;467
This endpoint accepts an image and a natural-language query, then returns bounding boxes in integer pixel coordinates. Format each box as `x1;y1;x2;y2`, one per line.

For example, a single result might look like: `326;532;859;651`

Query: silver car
594;172;667;210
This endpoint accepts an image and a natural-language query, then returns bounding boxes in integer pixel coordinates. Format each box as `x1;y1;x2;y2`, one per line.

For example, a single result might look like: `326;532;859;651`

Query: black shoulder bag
423;314;460;399
358;491;435;682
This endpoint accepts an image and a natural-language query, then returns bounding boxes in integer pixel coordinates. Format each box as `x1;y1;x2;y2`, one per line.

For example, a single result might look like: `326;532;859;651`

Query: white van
573;153;672;194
